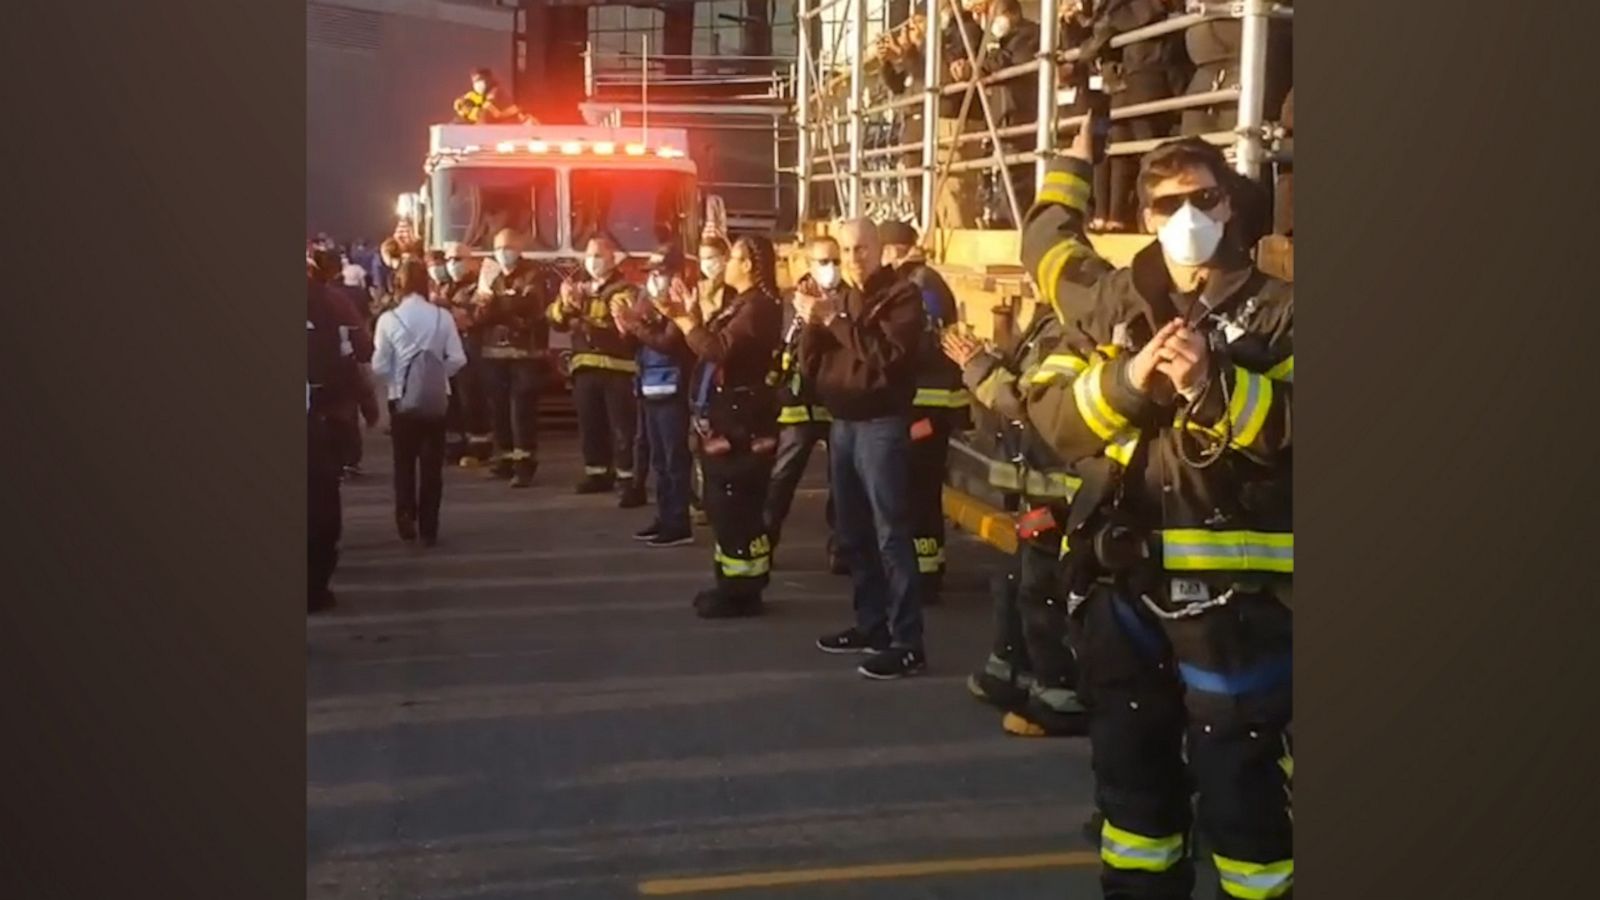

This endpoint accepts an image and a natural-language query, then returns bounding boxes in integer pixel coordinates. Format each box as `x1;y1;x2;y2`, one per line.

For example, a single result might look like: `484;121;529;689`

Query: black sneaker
858;647;927;680
647;530;694;548
634;522;662;542
618;484;648;509
816;626;890;655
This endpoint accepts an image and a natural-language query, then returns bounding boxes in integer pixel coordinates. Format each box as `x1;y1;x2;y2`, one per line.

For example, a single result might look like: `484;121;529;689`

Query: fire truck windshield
432;167;559;251
570;169;693;253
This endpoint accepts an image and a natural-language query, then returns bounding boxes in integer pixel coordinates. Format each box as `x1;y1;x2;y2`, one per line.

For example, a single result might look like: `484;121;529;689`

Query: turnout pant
907;413;953;589
981;538;1081;707
643;398;693;534
831;416;923;650
703;449;774;598
483;357;542;474
450;351;494;461
763;421;835;552
389;408;447;540
1072;583;1293;900
573;369;637;482
308;412;342;605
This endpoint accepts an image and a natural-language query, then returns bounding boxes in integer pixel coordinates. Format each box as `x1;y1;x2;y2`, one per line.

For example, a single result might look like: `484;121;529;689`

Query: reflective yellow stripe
715;545;771;578
1104;432;1140;467
1227;367;1272;447
1161;529;1293;574
778;405;830;424
916;548;946;573
1101;821;1185;873
1039;241;1089;310
571;352;638;374
1072;360;1129;441
1042;169;1092;210
1029;352;1088;385
1214;855;1293;899
914;388;971;409
1265;355;1294;383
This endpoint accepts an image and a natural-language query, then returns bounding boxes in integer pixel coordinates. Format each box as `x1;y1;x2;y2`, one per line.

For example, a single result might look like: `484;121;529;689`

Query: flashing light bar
450;138;687;161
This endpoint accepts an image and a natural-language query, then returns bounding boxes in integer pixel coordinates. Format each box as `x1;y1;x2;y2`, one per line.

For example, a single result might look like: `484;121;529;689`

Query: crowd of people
869;0;1293;233
307;97;1292;897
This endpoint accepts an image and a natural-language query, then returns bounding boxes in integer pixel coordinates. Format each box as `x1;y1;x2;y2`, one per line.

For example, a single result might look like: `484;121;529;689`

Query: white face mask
647;273;669;298
446;259;470;281
495;249;520;271
812;262;841;290
585;254;612;280
429;265;449;283
700;258;725;281
991;16;1012;38
1156;202;1225;267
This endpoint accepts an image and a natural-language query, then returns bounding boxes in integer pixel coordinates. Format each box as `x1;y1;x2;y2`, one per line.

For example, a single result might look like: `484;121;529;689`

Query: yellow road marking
942;486;1018;555
637;850;1099;895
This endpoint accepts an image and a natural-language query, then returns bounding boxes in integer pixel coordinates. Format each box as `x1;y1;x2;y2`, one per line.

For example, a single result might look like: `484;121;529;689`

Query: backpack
390;306;451;420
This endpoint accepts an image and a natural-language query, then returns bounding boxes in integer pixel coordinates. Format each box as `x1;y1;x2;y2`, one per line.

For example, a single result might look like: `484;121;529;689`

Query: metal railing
794;0;1294;235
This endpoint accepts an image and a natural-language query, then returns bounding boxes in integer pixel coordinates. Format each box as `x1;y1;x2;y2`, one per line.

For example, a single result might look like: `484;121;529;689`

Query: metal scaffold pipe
919;0;939;233
1234;0;1270;178
796;1;812;223
848;0;867;217
1035;0;1059;189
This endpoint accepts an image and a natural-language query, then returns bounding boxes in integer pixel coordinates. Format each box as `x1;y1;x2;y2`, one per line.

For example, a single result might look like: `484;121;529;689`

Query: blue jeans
830;415;923;649
643;398;693;534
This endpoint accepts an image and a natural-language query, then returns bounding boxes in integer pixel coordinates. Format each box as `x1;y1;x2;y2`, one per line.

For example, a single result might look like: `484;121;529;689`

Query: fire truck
393;123;717;389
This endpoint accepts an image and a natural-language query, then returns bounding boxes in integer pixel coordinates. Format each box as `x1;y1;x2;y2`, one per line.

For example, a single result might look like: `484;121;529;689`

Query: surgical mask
700;258;725;280
647;272;669;298
1156;202;1225;267
495;249;520;271
991;16;1012;38
429;265;449;283
586;254;612;280
812;262;840;290
446;259;470;281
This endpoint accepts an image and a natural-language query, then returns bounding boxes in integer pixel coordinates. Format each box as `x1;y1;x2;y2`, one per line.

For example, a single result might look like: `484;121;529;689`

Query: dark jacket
307;278;366;416
685;286;783;444
547;272;639;374
1082;0;1188;99
981;17;1042;128
799;266;925;421
900;259;971;427
474;262;550;361
1021;155;1293;591
775;297;831;425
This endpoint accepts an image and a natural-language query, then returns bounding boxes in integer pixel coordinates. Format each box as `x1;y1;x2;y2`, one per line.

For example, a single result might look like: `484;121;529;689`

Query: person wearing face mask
878;221;969;605
761;236;843;576
549;235;642;501
975;0;1041;223
613;244;697;547
652;236;783;618
312;248;379;479
797;219;929;681
1022;119;1294;900
439;243;494;466
471;229;550;488
454;68;497;124
690;237;735;525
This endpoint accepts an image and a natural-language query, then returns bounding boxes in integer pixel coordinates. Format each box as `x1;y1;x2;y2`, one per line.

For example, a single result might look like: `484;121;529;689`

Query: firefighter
879;220;969;606
690;236;736;526
762;235;841;574
453;68;496;123
652;236;783;618
943;303;1088;737
438;242;494;466
550;235;642;503
1022;120;1293;899
473;228;550;488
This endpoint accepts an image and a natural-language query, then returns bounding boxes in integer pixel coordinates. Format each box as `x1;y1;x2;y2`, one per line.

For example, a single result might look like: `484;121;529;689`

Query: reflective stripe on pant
1072;585;1294;900
573;369;636;479
483;358;542;471
907;413;952;578
703;449;774;596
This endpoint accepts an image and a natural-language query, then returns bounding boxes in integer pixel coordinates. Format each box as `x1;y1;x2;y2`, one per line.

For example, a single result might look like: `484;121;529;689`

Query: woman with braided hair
653;236;784;618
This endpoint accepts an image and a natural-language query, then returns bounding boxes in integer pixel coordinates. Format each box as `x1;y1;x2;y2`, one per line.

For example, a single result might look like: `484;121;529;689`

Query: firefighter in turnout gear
440;242;494;466
879;220;970;605
549;235;642;501
653;236;784;618
947;304;1089;738
762;236;840;574
1021;121;1293;900
473;229;551;487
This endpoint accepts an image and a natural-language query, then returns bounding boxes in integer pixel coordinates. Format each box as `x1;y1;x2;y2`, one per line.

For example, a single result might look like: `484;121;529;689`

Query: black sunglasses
1148;187;1226;217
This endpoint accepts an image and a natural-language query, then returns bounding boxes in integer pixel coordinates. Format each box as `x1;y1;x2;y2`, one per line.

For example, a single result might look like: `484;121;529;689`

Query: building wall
306;0;515;241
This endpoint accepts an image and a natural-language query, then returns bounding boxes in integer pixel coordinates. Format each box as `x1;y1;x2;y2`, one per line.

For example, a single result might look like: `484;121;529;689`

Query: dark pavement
308;430;1103;899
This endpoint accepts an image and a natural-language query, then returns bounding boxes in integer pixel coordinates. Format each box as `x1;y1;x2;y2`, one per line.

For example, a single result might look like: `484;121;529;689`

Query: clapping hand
655;278;692;320
1154;322;1211;401
941;328;985;367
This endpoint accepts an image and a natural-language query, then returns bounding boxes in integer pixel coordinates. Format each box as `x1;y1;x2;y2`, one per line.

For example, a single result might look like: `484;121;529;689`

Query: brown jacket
798;266;925;421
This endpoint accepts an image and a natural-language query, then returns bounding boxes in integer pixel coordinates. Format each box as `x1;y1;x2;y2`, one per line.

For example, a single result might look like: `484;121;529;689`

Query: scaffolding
793;0;1294;237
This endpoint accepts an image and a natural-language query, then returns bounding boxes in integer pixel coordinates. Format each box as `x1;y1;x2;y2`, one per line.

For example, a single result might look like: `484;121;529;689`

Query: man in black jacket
797;219;929;681
879;220;967;605
474;229;551;488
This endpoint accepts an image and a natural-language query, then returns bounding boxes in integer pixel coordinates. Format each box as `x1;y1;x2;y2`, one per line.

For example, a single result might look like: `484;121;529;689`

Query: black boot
510;459;537;488
575;473;614;494
617;478;647;509
694;589;765;619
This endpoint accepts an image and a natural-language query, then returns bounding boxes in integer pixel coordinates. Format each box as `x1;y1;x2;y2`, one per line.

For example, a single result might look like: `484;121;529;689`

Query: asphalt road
308;431;1104;899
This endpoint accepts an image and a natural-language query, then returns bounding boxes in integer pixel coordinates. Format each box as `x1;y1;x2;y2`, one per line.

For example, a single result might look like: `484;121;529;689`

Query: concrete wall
306;0;514;241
